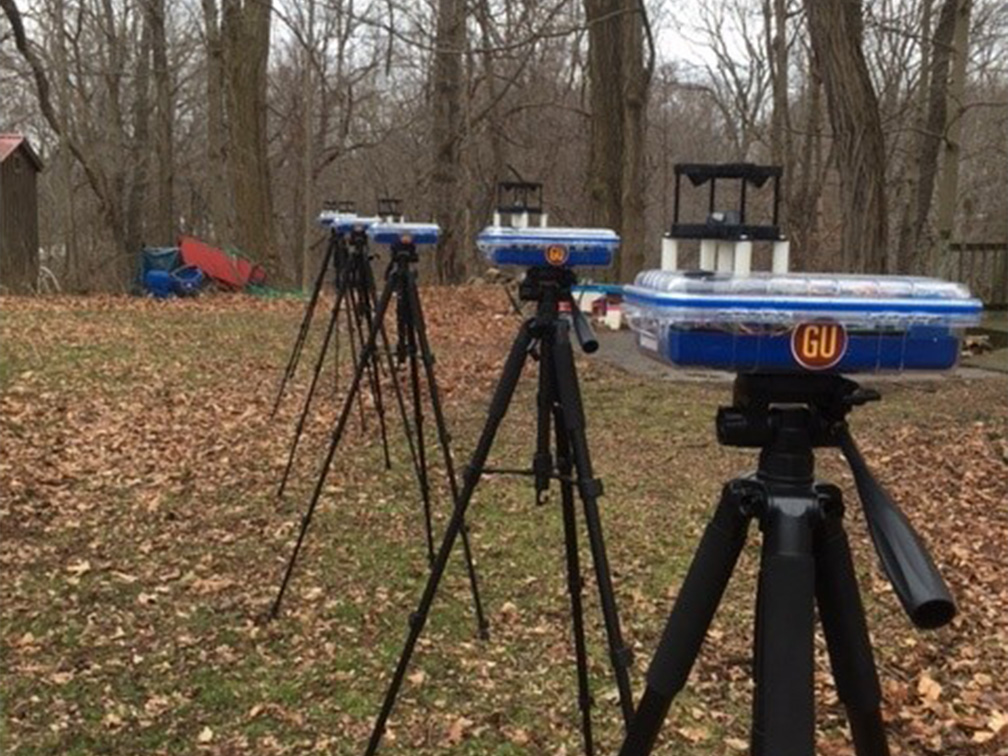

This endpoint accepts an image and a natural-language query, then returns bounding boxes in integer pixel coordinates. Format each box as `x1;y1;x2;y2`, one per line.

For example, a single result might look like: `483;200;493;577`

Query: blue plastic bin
172;265;204;296
143;270;175;299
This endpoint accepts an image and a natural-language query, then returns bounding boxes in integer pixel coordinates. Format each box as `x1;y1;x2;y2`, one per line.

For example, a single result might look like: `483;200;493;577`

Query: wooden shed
0;134;44;293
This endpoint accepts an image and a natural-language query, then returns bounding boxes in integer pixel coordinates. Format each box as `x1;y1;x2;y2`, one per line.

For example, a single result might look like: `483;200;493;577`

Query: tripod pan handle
570;306;599;354
838;426;956;630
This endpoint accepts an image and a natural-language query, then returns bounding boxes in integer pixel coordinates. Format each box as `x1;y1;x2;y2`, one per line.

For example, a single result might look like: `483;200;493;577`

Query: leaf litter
1;289;1006;755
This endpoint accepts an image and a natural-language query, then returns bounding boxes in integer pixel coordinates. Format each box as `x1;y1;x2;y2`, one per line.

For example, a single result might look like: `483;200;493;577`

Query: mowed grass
2;292;1007;756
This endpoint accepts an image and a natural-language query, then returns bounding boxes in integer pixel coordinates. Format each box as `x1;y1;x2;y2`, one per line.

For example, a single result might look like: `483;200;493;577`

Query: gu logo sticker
545;244;570;266
791;321;848;370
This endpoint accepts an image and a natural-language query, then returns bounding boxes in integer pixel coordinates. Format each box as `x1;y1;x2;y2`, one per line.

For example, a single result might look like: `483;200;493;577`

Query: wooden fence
946;242;1008;308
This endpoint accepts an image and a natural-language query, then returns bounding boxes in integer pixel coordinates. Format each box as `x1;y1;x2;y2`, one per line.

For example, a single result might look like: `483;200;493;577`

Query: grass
2;291;1007;755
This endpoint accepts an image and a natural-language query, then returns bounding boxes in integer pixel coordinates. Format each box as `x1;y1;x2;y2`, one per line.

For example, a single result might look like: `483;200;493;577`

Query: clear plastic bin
317;212;381;235
369;222;440;247
624;270;983;373
477;226;618;268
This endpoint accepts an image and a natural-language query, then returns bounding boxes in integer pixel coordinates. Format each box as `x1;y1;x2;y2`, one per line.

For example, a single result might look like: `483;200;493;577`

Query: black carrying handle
837;425;956;630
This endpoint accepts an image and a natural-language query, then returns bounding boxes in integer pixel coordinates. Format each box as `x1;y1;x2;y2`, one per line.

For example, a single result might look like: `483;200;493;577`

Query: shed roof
0;134;44;171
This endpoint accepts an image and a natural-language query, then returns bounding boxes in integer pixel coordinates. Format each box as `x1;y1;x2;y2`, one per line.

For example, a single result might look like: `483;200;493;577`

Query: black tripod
618;373;956;756
274;229;395;499
362;267;635;756
269;237;488;635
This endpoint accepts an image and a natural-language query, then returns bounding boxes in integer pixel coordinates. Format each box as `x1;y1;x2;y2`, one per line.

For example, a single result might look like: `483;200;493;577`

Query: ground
2;289;1007;756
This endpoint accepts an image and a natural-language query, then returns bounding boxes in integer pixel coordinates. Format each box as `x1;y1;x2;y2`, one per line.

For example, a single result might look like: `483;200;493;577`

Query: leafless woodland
1;0;1006;291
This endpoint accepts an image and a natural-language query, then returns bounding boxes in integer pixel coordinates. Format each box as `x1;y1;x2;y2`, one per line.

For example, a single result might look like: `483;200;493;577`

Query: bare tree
201;0;233;245
149;0;174;245
221;0;275;270
934;0;972;270
431;0;466;283
585;0;653;281
805;0;889;272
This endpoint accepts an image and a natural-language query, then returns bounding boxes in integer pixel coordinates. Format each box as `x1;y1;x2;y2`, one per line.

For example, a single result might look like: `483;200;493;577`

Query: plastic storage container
477;226;619;268
171;265;204;296
624;270;983;373
317;212;380;235
143;269;175;299
317;210;354;229
368;222;440;246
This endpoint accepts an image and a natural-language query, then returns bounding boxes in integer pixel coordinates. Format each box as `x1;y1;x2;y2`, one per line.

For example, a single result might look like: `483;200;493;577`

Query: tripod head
717;373;955;630
519;267;598;354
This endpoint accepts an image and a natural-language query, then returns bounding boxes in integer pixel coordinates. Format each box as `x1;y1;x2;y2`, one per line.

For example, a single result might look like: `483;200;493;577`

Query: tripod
269;237;488;636
618;373;956;756
274;229;395;500
362;267;635;756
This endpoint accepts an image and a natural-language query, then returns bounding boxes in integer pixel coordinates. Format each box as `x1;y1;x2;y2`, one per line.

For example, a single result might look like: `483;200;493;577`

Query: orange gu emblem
545;244;570;267
790;321;848;370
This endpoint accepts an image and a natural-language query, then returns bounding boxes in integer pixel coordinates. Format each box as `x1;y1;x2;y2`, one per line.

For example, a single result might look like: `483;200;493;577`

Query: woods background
1;0;1006;291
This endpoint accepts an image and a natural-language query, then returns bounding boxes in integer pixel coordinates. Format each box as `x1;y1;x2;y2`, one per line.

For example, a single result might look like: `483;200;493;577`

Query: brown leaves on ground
1;288;1006;755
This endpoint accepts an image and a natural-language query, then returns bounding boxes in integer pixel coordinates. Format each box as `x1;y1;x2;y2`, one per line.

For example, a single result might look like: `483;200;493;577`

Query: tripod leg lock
724;479;766;519
815;483;844;518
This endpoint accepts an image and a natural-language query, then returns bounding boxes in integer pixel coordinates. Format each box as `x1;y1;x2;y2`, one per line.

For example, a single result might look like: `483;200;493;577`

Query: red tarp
178;236;266;289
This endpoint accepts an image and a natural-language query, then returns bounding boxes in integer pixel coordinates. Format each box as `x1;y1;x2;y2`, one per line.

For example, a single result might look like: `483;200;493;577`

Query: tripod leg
751;496;816;756
617;482;752;756
363;319;536;756
815;489;890;756
549;320;634;727
404;277;489;639
276;280;348;498
348;265;393;469
363;271;393;471
269;274;399;621
362;262;440;575
555;409;596;756
406;321;436;565
345;279;368;434
272;235;334;417
362;257;424;486
332;253;343;397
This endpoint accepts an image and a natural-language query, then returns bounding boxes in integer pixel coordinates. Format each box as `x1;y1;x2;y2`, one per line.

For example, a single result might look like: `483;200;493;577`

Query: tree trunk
431;0;466;283
124;10;153;278
934;0;972;276
296;0;317;290
149;0;174;245
50;0;80;288
585;0;623;237
805;0;888;273
766;0;792;229
791;58;826;260
618;0;648;281
586;0;650;281
895;0;953;272
201;0;232;244
222;0;274;272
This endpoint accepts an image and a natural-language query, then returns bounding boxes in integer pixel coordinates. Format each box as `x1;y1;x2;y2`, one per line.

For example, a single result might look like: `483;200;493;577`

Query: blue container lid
368;222;440;246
